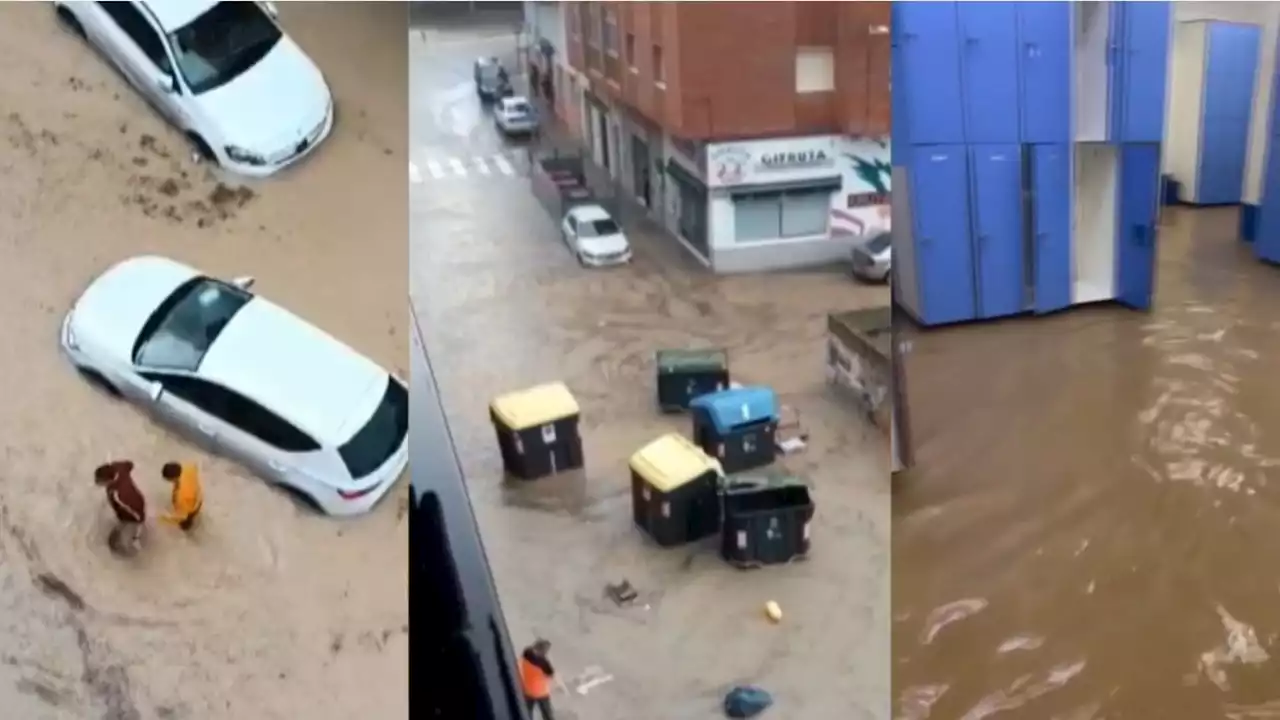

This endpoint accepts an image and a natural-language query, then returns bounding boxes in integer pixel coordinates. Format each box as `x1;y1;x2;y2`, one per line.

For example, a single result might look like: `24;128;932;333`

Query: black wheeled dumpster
628;433;724;547
655;348;730;413
689;386;779;473
489;382;583;481
719;473;814;568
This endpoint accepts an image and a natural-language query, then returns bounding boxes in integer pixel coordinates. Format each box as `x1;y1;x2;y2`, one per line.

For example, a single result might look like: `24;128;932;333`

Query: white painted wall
1166;3;1280;204
531;2;565;52
1165;22;1208;196
1074;145;1118;304
1075;2;1112;142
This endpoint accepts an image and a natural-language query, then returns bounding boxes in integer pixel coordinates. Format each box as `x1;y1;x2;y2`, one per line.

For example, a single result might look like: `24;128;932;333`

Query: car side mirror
231;276;256;290
148;382;163;402
157;74;177;94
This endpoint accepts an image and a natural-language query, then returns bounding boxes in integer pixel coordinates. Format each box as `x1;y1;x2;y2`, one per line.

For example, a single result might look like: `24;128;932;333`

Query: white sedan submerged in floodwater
60;256;407;516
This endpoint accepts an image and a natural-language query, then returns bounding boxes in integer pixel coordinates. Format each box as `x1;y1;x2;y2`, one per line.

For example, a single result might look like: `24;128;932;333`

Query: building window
603;9;618;55
733;188;832;242
795;47;835;94
625;32;636;68
582;5;595;46
653;44;665;85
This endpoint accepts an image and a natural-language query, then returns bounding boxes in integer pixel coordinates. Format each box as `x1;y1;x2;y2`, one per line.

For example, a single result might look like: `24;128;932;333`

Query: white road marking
426;159;445;180
474;156;490;175
408;162;421;184
494;155;515;176
449;158;467;177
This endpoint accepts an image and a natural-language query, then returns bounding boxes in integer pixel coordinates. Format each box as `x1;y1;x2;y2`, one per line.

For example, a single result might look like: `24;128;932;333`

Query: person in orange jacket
519;639;557;719
159;462;203;531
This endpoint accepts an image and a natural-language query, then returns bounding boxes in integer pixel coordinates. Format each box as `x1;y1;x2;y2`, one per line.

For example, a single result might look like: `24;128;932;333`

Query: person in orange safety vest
519;638;556;719
159;462;203;531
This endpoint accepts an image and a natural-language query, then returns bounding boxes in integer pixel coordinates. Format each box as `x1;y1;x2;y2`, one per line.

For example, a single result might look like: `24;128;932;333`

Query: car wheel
186;133;215;163
77;367;121;398
576;252;587;266
55;6;86;39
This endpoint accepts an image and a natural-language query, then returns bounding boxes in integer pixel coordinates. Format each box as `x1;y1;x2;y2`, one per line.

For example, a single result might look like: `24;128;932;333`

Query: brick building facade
531;1;891;272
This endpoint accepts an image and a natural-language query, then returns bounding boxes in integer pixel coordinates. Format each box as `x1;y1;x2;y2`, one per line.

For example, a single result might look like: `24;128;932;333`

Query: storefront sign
707;136;839;188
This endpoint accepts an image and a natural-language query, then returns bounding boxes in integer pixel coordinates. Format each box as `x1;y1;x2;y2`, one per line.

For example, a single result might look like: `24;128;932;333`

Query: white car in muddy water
60;256;407;517
53;0;334;178
561;204;633;267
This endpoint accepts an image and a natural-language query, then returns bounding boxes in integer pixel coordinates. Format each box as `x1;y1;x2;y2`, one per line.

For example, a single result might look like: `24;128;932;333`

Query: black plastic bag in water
723;685;773;718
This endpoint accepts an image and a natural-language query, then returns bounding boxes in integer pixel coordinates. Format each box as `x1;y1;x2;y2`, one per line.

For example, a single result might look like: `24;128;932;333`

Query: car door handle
197;423;217;436
268;460;286;473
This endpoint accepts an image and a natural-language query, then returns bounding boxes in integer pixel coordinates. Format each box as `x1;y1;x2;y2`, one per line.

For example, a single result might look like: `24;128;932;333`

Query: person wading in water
94;461;146;556
519;639;558;719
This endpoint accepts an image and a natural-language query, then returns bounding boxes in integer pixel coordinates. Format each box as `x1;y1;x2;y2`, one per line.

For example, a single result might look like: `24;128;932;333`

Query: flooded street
411;18;890;720
895;207;1280;718
0;4;407;718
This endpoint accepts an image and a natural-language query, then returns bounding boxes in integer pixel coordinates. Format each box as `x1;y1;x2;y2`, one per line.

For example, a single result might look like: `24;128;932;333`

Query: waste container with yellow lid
489;382;583;480
628;433;724;547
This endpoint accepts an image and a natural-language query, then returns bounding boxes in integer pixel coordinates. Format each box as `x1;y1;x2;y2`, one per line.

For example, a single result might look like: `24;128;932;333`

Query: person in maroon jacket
94;461;146;555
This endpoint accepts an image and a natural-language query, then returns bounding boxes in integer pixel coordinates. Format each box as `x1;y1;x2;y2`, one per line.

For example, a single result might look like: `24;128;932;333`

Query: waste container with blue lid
719;472;814;568
689;386;779;473
628;433;724;547
489;382;583;480
655;348;730;412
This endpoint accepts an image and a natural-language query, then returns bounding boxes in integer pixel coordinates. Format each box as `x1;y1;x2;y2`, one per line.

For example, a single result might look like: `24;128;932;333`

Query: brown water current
894;207;1280;719
0;5;408;718
411;21;891;711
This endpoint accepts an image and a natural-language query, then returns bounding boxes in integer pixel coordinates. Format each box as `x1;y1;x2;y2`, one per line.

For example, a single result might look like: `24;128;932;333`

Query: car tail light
338;485;378;501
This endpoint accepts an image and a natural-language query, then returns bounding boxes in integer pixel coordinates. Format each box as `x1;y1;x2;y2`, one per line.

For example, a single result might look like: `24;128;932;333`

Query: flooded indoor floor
411;17;889;719
894;206;1280;719
0;5;407;718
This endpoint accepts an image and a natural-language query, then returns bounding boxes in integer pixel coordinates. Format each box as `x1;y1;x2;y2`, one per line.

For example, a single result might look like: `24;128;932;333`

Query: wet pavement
0;5;407;718
894;206;1280;718
411;20;891;720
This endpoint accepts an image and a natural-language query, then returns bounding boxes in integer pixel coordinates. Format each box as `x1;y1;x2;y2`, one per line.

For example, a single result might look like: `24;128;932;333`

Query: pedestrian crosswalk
409;152;528;184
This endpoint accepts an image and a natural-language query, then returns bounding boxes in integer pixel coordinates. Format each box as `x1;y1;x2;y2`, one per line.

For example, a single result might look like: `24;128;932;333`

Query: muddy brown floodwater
412;72;891;714
894;207;1280;719
0;4;407;719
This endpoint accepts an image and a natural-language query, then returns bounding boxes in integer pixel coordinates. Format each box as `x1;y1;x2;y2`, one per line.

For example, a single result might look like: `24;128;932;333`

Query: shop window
733;188;832;242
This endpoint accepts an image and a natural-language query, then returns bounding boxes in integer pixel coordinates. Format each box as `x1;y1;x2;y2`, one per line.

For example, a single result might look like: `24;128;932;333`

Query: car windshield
134;278;251;371
579;218;619;237
167;2;283;95
340;377;408;479
505;101;531;115
866;232;891;254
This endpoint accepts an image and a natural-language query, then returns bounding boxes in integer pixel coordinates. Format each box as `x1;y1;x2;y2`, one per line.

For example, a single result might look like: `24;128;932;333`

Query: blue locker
1254;138;1280;263
1031;144;1073;313
1116;144;1161;309
959;2;1021;143
911;146;977;324
970;145;1025;318
895;2;966;145
1017;1;1072;143
1112;2;1172;143
1197;23;1261;205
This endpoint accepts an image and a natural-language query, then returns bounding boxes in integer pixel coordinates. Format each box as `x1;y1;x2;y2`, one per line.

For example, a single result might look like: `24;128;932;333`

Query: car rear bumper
320;434;408;517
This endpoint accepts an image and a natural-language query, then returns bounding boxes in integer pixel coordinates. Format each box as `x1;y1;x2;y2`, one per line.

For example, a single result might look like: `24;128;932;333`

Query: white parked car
53;0;335;178
561;204;632;267
850;230;891;283
60;256;407;516
494;96;538;136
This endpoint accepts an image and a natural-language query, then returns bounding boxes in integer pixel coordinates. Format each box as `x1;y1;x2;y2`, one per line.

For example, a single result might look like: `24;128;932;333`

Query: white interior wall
1164;22;1208;198
1169;3;1280;204
1074;145;1118;304
1075;2;1111;142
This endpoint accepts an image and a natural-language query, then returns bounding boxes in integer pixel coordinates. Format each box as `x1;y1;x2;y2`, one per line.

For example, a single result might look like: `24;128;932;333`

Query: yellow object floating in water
764;600;782;623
